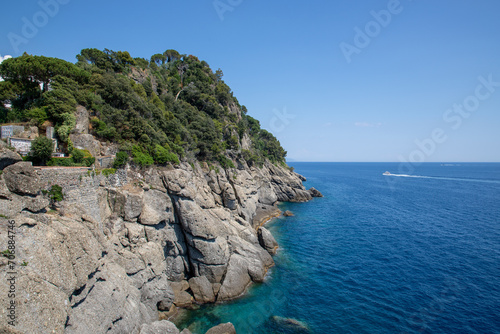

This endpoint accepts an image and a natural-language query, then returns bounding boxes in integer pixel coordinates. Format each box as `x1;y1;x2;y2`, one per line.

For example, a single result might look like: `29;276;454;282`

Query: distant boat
383;171;391;175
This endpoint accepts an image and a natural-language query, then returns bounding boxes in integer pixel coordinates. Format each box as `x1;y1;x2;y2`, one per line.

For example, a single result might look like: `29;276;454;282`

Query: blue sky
1;0;499;162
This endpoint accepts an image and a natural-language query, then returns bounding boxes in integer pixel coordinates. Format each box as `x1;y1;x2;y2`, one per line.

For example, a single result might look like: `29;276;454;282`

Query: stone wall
35;167;128;221
96;155;115;168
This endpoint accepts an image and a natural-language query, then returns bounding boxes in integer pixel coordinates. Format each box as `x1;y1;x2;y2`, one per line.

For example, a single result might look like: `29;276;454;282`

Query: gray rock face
69;133;101;158
258;227;279;255
309;187;323;197
65;262;155;334
0;144;22;170
73;105;89;134
140;320;180;334
140;274;175;311
0;152;320;333
205;322;237;334
139;189;175;225
189;275;216;303
3;162;41;196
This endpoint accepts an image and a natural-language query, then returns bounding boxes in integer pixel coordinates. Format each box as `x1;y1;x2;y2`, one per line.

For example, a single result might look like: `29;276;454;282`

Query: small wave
383;173;500;184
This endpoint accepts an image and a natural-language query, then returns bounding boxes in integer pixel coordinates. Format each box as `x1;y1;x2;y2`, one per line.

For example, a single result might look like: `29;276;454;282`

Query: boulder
69;133;101;158
173;290;194;308
139;189;175;225
258;227;279;255
205;323;236;334
0;144;22;170
221;182;237;210
189;276;216;303
139;320;180;334
175;199;230;239
140;274;175;311
283;210;294;217
22;194;49;213
171;280;194;308
217;254;252;301
308;187;323;197
257;183;277;205
3;162;41;196
124;191;144;222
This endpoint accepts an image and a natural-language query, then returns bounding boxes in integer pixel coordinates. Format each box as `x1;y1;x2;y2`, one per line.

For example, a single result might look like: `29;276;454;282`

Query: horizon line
286;161;500;163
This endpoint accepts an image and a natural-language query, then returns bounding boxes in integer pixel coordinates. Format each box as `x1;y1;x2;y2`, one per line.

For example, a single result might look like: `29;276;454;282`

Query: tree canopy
1;48;287;167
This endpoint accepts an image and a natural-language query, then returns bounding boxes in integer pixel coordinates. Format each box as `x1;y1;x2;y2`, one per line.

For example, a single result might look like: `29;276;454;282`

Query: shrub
101;168;116;177
132;146;154;167
47;157;75;167
113;151;129;168
71;148;85;163
217;154;235;169
154;144;179;164
30;136;54;165
48;185;63;202
82;156;95;167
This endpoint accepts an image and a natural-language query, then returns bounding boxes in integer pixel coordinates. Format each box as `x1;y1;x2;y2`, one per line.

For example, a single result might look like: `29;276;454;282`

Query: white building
7;137;32;155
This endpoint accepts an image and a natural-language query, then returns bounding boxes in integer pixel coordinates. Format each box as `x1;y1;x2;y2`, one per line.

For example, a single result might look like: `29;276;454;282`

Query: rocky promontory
0;151;321;333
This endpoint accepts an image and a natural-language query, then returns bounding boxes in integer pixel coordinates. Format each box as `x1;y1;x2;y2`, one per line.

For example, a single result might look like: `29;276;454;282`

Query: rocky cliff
0;144;321;334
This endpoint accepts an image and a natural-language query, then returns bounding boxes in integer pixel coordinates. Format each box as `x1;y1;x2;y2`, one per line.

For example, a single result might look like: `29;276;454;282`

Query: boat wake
383;173;500;185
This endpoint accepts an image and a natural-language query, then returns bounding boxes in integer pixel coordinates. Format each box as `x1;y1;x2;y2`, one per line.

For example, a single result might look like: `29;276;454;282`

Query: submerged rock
283;210;294;216
271;316;311;333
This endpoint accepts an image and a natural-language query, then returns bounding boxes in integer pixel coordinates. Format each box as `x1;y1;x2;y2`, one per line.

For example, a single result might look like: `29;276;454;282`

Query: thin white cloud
355;122;382;128
0;55;11;81
0;55;12;63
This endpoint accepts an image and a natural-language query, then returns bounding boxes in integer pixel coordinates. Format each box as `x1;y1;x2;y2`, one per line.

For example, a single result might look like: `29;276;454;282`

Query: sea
176;162;500;334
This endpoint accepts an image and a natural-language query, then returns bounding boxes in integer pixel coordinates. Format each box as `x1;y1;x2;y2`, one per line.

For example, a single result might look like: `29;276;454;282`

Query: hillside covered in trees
0;49;287;167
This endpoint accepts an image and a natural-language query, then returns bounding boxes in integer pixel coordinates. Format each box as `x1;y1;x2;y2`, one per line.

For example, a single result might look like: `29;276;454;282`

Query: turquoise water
177;163;500;333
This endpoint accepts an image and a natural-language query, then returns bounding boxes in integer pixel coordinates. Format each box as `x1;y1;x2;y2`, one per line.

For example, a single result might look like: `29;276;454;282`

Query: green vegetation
101;168;116;177
113;151;129;168
154;144;179;165
29;136;53;165
48;185;64;202
217;154;235;169
1;250;12;257
1;49;287;167
71;148;85;163
46;149;95;167
131;145;154;167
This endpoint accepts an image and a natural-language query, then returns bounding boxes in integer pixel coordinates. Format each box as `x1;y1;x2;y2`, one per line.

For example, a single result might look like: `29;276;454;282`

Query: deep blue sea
177;163;500;334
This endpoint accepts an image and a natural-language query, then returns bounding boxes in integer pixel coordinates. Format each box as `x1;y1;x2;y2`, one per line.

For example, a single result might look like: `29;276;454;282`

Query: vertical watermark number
4;220;17;327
